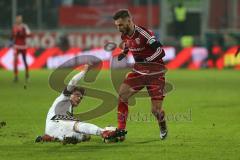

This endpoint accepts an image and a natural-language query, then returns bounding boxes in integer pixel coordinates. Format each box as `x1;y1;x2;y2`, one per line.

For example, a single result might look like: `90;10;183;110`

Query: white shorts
45;120;84;141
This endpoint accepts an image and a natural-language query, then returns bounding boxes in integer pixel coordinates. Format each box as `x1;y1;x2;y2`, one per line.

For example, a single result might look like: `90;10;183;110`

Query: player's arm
118;41;129;61
135;38;164;62
118;46;129;61
145;38;165;62
63;65;89;96
24;24;31;37
135;28;165;62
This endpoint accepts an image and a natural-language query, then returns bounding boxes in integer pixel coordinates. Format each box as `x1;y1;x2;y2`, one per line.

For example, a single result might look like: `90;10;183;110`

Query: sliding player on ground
36;64;120;144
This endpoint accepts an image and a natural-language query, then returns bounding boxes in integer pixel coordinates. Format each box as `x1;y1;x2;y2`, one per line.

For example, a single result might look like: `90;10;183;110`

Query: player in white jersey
35;65;120;144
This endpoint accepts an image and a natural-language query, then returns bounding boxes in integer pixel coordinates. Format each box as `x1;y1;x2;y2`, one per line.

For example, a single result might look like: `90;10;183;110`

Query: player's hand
85;60;101;71
118;53;127;61
83;64;90;72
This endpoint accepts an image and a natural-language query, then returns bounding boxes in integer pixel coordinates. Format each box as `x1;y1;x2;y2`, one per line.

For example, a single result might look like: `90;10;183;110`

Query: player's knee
73;122;80;132
119;90;134;102
151;107;157;115
151;104;163;115
119;90;129;102
119;93;128;102
118;85;135;102
151;107;165;120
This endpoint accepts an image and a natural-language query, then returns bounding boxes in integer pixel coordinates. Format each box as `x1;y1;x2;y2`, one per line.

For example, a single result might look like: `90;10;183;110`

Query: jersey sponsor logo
129;47;145;52
135;38;141;45
51;114;80;121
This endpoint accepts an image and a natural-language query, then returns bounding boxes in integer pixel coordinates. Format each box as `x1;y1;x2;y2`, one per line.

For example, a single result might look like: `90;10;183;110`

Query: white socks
74;122;103;136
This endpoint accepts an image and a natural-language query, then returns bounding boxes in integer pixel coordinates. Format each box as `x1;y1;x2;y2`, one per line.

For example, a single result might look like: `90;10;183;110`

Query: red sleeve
136;26;155;45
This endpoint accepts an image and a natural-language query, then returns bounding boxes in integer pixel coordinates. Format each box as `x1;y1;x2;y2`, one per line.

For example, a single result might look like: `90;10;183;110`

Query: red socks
153;109;166;130
14;58;18;77
155;110;165;123
117;100;128;130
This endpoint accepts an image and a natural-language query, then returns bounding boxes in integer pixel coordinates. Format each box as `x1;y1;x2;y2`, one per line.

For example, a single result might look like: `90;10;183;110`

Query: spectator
173;2;187;38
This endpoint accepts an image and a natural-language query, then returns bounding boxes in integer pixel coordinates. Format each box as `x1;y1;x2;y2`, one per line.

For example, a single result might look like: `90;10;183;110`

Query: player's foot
13;76;18;83
116;129;127;142
101;127;127;143
62;136;79;145
159;121;168;140
25;73;29;83
35;134;56;143
35;136;43;143
160;129;168;140
101;130;116;139
101;129;120;143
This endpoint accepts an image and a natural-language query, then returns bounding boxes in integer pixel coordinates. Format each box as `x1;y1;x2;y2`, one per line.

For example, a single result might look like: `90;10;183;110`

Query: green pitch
0;69;240;160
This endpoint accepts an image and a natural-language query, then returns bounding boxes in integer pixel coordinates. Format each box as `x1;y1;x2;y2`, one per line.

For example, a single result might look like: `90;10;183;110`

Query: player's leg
73;122;120;141
43;120;66;141
37;120;81;143
13;49;19;82
61;130;92;145
20;49;29;81
118;83;135;130
73;121;103;136
36;120;65;143
118;72;144;130
147;75;167;139
151;99;167;139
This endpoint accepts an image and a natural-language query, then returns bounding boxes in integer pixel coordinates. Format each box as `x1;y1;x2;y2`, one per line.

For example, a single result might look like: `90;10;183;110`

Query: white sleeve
24;24;31;35
66;70;87;92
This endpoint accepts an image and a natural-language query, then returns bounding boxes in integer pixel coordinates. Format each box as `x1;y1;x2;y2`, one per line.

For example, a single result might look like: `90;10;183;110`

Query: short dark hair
113;9;131;20
72;87;85;96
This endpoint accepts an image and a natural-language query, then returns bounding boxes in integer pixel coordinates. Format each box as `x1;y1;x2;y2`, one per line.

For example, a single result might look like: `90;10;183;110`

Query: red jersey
121;25;165;74
12;23;31;49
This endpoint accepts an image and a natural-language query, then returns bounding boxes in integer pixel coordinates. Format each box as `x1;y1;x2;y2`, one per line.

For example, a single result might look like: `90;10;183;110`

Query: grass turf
0;69;240;160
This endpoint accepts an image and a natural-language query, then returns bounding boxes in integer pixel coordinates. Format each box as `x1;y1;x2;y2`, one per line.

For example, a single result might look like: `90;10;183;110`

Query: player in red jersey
113;9;168;140
11;15;31;82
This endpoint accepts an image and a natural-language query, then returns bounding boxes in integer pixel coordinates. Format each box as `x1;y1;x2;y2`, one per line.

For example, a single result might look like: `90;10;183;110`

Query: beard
125;27;131;35
121;26;131;35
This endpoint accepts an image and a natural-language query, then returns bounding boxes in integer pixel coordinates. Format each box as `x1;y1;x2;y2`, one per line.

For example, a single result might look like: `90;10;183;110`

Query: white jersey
44;70;87;140
46;69;87;122
46;93;72;122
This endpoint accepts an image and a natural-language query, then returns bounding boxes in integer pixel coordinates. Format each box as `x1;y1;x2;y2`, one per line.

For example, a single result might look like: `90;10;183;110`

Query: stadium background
0;0;240;70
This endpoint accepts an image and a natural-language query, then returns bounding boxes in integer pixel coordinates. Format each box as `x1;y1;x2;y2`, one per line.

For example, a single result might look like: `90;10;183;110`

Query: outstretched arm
65;65;89;93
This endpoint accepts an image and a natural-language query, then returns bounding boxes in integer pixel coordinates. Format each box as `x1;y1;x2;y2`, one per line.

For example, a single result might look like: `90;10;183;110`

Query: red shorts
15;49;26;55
124;71;165;100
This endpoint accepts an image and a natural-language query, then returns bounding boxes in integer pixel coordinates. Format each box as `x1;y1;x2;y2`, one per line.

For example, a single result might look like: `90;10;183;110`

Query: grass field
0;69;240;160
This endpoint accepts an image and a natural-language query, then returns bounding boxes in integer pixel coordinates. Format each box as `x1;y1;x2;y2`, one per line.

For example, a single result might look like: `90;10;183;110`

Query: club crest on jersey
135;38;140;45
126;40;130;46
